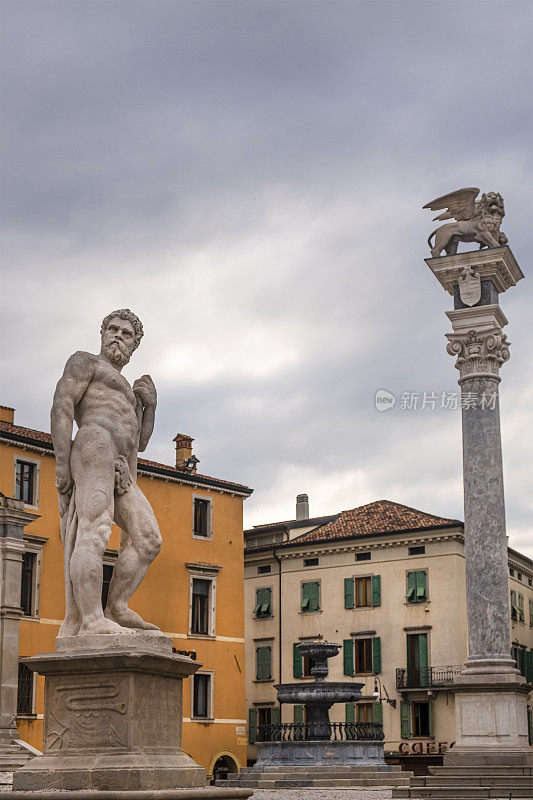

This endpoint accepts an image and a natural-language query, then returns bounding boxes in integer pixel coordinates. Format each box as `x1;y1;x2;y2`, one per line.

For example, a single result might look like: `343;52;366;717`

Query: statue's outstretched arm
51;351;95;493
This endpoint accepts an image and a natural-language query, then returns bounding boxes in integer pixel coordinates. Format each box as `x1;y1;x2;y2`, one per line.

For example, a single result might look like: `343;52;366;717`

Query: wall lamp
372;676;397;708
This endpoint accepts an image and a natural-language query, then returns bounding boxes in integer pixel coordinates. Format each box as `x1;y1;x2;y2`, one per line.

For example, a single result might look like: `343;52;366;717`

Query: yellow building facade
0;405;252;779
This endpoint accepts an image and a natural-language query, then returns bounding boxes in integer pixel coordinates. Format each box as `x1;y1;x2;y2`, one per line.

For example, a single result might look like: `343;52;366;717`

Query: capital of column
445;304;510;384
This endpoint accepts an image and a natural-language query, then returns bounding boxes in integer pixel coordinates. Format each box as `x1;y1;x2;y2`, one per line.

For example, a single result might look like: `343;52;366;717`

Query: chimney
0;406;14;424
173;434;199;473
296;493;309;520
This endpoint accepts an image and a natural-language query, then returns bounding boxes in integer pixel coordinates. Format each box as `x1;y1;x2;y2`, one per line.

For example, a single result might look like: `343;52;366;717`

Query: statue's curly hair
100;309;144;350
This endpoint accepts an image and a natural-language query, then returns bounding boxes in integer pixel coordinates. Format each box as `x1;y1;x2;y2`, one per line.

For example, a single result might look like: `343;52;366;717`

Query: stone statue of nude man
51;309;162;636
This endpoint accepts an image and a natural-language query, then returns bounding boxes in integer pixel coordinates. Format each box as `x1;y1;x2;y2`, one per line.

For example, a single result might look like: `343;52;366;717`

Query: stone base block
446;668;533;766
255;739;387;766
12;641;208;792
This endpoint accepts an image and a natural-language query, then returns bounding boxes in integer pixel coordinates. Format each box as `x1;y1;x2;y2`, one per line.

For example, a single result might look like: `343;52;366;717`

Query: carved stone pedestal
12;634;251;797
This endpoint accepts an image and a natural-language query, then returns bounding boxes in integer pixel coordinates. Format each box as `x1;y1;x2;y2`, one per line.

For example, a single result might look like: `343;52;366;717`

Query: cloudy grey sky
1;1;531;556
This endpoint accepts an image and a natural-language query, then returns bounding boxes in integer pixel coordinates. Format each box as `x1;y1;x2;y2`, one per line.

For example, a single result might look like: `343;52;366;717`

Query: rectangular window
20;552;36;616
408;545;425;556
301;581;320;612
193;497;211;537
355;638;373;673
15;461;36;505
356;702;374;723
191;578;211;635
254;586;272;618
304;557;319;567
102;563;114;610
355;577;371;608
412;701;431;737
258;565;271;574
356;552;371;561
17;663;34;716
192;673;212;718
406;570;428;603
255;645;272;681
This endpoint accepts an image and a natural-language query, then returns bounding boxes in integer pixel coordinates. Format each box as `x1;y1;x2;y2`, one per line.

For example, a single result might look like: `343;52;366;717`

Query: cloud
1;1;531;558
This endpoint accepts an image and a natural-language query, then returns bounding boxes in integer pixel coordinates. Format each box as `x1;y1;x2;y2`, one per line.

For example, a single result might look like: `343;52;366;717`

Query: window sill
21;614;40;621
192;717;214;724
254;615;274;621
253;679;275;684
188;633;216;640
17;714;37;720
299;610;322;615
405;600;430;606
192;534;213;541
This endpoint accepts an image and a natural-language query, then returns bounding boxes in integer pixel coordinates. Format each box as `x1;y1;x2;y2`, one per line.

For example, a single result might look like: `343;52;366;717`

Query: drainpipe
273;547;282;718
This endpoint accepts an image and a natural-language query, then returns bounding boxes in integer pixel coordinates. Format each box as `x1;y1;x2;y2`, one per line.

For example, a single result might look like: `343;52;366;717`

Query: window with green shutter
293;643;303;678
517;593;525;623
254;586;272;618
511;590;519;621
248;707;258;743
371;574;381;607
293;704;304;724
400;700;411;738
271;706;280;725
344;577;354;609
372;636;381;674
301;581;320;612
343;638;354;676
256;645;272;681
406;570;427;604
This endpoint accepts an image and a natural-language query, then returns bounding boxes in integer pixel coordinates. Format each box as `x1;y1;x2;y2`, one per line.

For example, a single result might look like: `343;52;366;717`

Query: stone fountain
220;642;410;789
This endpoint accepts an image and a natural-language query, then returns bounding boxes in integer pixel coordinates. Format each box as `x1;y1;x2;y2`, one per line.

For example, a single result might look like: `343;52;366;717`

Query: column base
12;635;208;792
445;665;533;767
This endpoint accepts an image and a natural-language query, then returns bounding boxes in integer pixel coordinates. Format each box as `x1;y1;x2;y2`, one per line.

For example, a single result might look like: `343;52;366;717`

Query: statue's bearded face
101;316;136;367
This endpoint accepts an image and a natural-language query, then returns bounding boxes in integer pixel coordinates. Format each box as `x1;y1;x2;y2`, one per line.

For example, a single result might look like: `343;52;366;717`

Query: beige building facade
244;496;533;772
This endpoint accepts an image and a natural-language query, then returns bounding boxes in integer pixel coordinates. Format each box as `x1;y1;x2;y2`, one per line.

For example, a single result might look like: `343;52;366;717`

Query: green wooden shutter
264;587;272;615
372;701;383;724
528;707;533;746
345;702;355;723
518;593;525;622
416;571;427;601
428;700;433;737
253;589;262;614
344;577;354;609
265;646;272;680
511;589;517;619
529;598;533;628
372;636;381;674
310;581;320;611
249;708;257;743
343;638;354;676
271;705;280;724
293;643;303;678
301;583;310;610
526;651;533;685
400;700;410;738
371;574;381;607
406;572;416;602
419;633;429;685
293;704;304;724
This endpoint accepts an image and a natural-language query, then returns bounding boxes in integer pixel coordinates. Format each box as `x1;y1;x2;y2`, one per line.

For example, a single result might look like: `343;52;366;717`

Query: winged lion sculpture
424;188;507;258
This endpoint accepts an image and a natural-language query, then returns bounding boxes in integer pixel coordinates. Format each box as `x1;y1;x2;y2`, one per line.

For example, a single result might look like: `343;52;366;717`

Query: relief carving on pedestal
47;682;128;752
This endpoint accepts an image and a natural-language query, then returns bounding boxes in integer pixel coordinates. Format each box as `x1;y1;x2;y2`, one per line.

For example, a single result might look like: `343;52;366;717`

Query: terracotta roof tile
0;420;251;493
286;499;461;545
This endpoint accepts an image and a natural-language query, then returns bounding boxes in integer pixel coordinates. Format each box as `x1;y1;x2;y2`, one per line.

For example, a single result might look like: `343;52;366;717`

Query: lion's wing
423;188;479;222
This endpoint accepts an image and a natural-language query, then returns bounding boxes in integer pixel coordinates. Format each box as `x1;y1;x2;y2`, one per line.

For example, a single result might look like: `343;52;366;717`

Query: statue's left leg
105;483;162;630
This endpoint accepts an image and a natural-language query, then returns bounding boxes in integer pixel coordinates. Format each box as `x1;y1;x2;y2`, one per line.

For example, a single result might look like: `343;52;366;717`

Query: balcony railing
257;721;384;743
396;665;463;690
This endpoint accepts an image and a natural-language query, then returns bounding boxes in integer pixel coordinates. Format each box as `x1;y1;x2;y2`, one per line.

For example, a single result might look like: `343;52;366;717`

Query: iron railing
257;721;384;743
396;665;462;690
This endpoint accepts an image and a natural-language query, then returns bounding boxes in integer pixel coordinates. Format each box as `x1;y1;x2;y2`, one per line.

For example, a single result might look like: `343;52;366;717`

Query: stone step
431;766;533;775
222;775;412;788
242;764;404;773
392;787;533;799
424;776;533;787
239;769;407;779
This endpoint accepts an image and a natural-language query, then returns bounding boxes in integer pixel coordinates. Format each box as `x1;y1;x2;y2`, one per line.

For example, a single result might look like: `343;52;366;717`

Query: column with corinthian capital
425;245;532;766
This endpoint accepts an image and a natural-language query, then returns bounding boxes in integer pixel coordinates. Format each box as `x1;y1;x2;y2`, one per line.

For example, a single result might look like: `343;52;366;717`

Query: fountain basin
275;681;364;706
